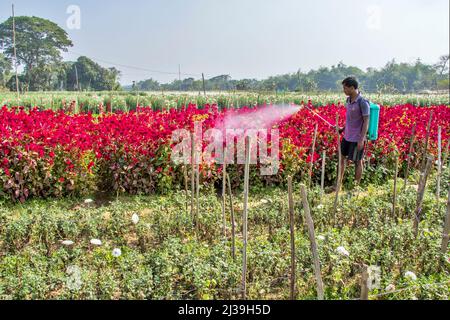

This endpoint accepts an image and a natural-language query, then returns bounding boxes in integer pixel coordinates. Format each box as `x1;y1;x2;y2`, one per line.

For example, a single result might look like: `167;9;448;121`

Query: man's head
342;77;359;96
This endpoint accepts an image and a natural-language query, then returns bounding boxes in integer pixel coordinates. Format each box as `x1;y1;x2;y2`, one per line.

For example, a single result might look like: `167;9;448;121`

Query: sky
0;0;449;85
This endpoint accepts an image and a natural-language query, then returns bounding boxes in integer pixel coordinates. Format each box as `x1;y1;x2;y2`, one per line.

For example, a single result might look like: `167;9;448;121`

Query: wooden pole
436;126;442;202
222;155;227;237
442;140;450;174
404;123;416;192
227;173;236;261
420;111;433;171
320;150;326;199
202;73;206;97
190;133;195;222
333;114;342;224
441;188;450;254
300;184;324;300
287;176;296;300
392;156;399;217
183;165;188;214
74;65;80;92
308;124;318;189
195;148;200;231
241;136;251;300
12;4;19;98
413;155;434;237
360;265;369;300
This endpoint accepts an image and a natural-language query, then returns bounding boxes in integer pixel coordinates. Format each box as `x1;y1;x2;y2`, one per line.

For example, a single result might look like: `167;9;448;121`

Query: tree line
0;16;448;93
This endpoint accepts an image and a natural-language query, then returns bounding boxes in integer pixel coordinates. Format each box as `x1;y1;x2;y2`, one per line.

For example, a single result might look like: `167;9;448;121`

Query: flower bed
0;104;448;202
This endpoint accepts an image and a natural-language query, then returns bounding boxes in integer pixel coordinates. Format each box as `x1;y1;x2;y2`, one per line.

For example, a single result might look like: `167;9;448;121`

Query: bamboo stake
241;136;251;300
227;173;236;261
183;165;188;214
440;188;450;254
190;133;195;222
300;184;324;300
308;124;318;189
436;126;442;202
392;156;399;217
12;4;19;98
287;176;296;300
413;155;434;237
333;114;342;224
320;150;326;199
202;73;206;97
404;123;416;192
195;149;200;231
222;155;227;237
420;111;433;171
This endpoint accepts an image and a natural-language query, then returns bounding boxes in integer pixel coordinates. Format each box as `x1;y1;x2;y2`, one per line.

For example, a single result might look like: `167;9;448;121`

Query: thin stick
392;156;399;217
195;150;200;232
300;184;324;300
404;124;416;192
287;176;296;300
227;173;236;261
333;114;342;225
413;155;434;237
190;133;195;222
442;140;450;173
436;126;442;202
308;124;318;189
441;188;450;254
183;165;188;214
320;150;326;199
222;156;227;237
12;4;19;97
420;110;433;171
241;136;251;300
202;73;206;97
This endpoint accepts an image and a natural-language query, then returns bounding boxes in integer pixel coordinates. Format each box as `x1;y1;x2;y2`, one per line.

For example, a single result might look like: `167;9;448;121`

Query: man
338;77;370;188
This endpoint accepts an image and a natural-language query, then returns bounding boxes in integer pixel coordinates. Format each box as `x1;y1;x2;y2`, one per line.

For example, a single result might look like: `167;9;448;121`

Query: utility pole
178;64;181;91
74;64;80;91
12;4;19;97
202;73;206;96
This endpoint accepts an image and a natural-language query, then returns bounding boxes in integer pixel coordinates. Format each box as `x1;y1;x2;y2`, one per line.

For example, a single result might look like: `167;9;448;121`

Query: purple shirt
344;94;370;142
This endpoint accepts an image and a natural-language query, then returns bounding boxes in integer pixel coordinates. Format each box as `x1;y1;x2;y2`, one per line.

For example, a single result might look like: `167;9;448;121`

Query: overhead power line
66;50;201;78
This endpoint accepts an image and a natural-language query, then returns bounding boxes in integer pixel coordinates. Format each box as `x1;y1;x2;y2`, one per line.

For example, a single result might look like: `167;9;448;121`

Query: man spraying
338;77;370;188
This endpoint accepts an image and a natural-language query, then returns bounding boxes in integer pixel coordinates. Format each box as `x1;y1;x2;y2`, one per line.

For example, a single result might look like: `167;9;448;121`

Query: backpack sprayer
301;100;380;141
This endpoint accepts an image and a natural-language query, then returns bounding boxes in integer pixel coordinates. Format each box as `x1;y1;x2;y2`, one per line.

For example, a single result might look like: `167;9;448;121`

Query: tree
0;16;73;90
65;56;121;91
0;52;12;88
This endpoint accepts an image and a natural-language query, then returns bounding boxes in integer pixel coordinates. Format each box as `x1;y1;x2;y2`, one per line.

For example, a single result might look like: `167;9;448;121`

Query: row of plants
0;103;448;203
1;92;449;113
0;175;448;299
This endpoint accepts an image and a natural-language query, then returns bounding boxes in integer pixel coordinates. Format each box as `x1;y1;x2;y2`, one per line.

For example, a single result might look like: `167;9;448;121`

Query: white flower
404;271;417;281
317;204;324;210
112;248;122;257
385;284;396;292
90;239;102;246
317;235;325;241
260;199;268;204
336;246;350;257
61;240;74;246
131;213;140;225
84;199;94;204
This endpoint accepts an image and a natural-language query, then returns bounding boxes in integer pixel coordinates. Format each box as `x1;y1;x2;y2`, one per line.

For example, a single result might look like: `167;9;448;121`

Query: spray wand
301;104;336;128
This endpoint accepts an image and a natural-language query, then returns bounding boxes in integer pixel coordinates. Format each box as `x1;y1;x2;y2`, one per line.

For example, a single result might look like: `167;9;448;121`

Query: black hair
342;77;359;89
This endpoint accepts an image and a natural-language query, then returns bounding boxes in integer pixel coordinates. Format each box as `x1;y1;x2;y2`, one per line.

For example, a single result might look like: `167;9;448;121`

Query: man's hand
338;126;345;134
